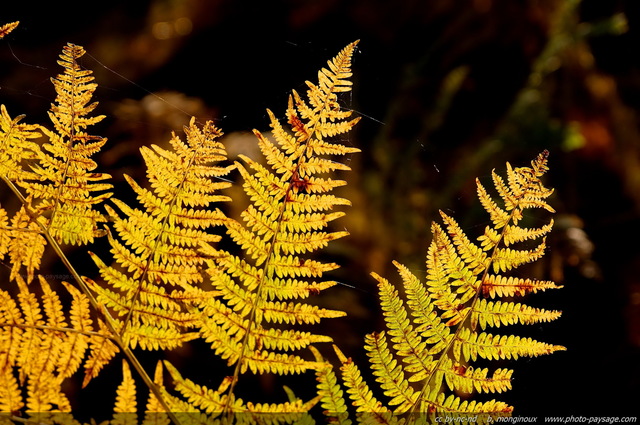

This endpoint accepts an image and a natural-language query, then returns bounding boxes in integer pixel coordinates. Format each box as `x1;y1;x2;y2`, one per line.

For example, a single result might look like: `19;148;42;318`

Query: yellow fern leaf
438;211;488;274
311;347;352;425
365;331;418;414
0;285;25;414
0;289;23;368
332;345;399;424
471;299;562;330
0;105;41;182
113;360;138;425
442;357;513;394
481;274;561;298
56;282;93;379
0;367;24;414
3;278;76;414
491;240;547;273
0;275;114;418
19;43;112;246
38;276;68;377
91;118;232;351
162;360;241;419
0;205;11;261
453;328;565;362
333;152;562;421
8;206;46;283
82;318;119;388
15;279;45;381
142;362;172;425
195;41;360;415
0;21;19;38
370;272;437;383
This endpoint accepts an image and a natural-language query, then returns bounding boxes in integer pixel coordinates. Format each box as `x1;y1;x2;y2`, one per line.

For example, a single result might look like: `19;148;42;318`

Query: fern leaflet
0;21;19;39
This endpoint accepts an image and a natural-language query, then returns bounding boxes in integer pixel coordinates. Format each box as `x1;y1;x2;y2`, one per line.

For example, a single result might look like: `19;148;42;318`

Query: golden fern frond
7;206;47;283
332;345;399;425
160;360;312;425
199;40;359;381
311;347;352;425
0;21;19;39
182;42;360;419
0;275;115;417
17;43;112;247
113;360;138;425
0;287;25;415
331;151;563;422
0;104;41;181
82;317;119;388
90;118;233;352
0;106;45;283
142;41;362;421
142;362;173;425
0;206;9;261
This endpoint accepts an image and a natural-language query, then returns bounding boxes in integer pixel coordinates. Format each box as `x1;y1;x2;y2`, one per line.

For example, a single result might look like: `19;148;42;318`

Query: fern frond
0;365;23;414
196;41;360;413
470;299;562;330
0;21;19;38
57;282;93;379
0;206;9;261
163;359;314;424
0;105;41;182
82;317;119;388
333;151;563;421
0;288;25;414
452;328;563;362
311;347;352;425
0;275;118;417
441;357;513;394
142;362;172;425
91;118;232;351
162;360;237;418
18;43;112;246
364;331;418;413
370;272;438;383
481;274;561;298
332;345;399;425
7;206;47;283
113;360;138;425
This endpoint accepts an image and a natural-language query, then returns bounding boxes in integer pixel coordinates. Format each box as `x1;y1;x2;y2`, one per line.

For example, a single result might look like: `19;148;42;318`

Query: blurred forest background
1;0;639;419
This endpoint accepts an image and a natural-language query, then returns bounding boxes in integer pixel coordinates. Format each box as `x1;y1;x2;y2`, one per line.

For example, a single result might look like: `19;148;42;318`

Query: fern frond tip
0;21;19;38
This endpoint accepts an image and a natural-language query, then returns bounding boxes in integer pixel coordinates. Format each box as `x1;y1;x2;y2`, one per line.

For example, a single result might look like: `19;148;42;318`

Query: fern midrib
222;63;350;417
408;190;526;419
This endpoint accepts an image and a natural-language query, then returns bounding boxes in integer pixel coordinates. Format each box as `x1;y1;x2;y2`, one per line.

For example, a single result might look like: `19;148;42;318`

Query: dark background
1;0;639;419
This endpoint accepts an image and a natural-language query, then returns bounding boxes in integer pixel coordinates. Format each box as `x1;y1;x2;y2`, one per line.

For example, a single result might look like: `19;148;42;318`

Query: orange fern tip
481;274;562;298
0;21;19;38
332;344;351;365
